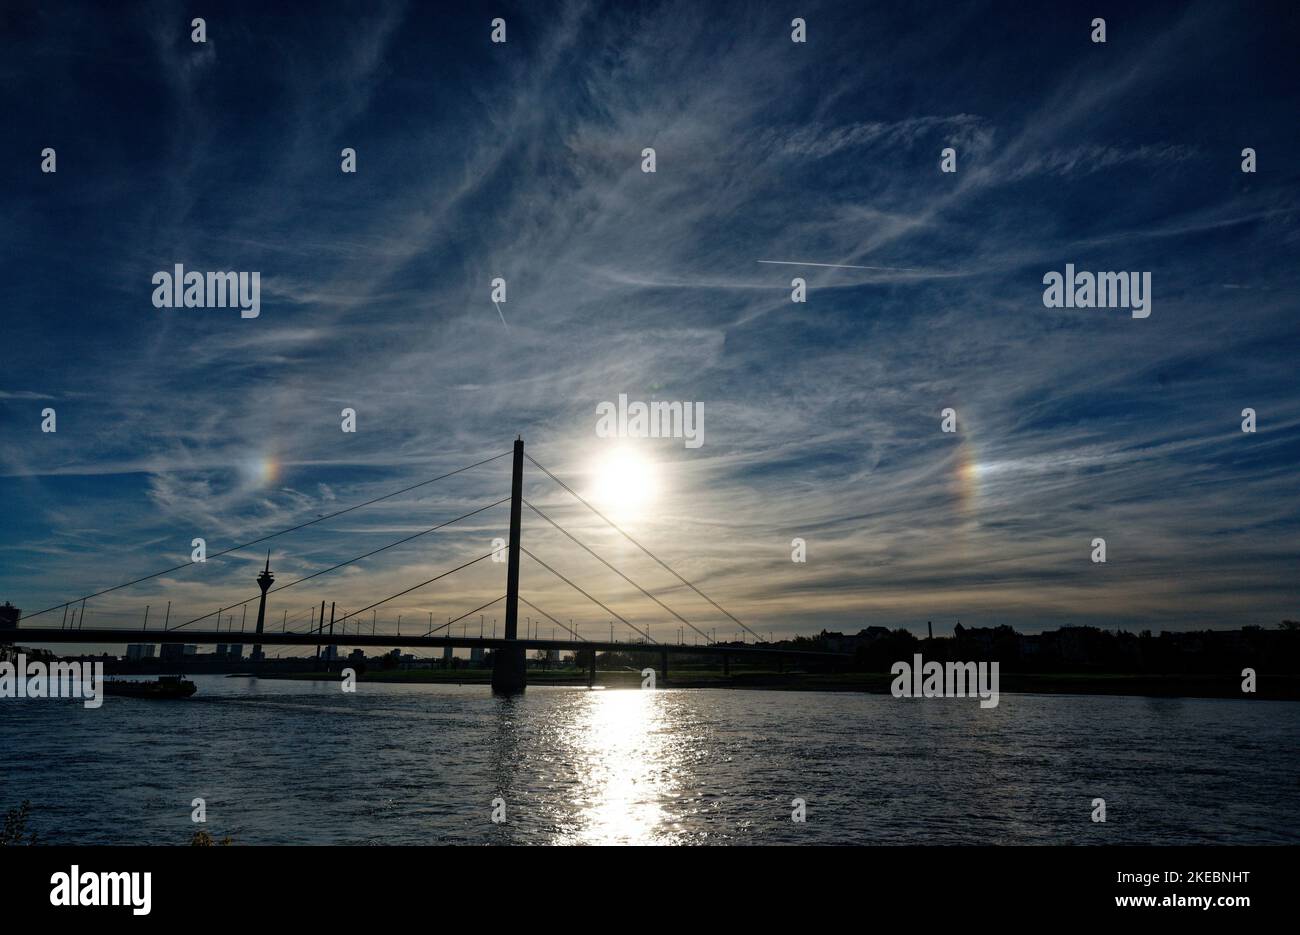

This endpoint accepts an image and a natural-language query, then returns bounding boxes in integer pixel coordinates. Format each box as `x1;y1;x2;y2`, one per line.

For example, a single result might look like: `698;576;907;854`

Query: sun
591;447;658;518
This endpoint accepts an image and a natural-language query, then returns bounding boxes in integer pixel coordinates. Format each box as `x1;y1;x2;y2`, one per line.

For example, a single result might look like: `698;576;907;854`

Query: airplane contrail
757;259;921;272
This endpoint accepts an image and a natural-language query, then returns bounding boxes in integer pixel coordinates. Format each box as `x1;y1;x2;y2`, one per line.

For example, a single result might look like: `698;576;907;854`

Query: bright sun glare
591;448;658;518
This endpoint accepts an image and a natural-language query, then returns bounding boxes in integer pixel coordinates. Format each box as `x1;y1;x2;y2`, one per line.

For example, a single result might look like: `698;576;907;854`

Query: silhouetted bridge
10;438;851;690
12;628;845;680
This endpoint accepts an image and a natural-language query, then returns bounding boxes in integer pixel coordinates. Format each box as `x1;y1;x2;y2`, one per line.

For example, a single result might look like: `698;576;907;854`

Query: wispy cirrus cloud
1;0;1297;645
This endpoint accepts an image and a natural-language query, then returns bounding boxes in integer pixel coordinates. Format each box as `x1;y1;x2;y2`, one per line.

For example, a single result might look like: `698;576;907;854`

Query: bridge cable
517;596;587;641
330;552;496;626
17;450;513;623
521;547;655;643
166;497;510;631
523;498;714;645
423;595;506;637
256;553;494;638
525;454;764;643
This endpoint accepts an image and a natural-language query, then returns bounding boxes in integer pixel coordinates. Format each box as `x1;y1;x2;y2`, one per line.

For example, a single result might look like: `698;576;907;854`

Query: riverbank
245;669;1300;700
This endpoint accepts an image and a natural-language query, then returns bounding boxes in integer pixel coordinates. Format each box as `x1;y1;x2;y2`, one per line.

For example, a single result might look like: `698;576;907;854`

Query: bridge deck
4;627;850;660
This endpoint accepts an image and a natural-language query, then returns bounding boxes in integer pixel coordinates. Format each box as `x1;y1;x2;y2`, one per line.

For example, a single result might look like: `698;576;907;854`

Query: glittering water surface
2;677;1296;844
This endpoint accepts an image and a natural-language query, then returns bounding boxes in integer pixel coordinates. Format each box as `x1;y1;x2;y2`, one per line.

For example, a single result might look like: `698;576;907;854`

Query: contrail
757;259;920;272
493;301;509;328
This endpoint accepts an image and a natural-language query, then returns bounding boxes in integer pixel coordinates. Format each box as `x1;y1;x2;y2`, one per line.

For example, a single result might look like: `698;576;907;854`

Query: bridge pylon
491;437;527;694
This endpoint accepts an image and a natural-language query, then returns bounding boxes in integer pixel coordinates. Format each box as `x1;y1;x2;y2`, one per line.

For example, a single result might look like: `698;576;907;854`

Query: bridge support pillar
722;653;730;678
660;649;668;684
587;651;596;689
492;646;527;695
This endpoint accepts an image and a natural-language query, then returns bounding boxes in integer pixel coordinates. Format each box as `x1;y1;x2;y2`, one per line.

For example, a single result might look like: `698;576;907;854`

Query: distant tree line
827;621;1300;674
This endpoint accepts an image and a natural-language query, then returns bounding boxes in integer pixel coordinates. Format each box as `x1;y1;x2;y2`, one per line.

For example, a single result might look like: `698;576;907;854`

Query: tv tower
251;552;274;662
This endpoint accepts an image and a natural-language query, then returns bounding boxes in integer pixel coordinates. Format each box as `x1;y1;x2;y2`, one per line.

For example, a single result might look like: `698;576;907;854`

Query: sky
1;0;1298;654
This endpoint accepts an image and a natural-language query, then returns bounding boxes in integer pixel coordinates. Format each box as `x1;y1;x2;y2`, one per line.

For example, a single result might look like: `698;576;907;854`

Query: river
2;676;1296;845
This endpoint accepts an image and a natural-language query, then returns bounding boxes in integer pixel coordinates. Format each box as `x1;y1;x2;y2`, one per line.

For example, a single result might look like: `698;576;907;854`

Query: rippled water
2;676;1297;844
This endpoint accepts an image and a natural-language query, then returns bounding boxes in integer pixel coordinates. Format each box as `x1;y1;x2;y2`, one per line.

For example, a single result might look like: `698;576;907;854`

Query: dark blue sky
2;0;1298;647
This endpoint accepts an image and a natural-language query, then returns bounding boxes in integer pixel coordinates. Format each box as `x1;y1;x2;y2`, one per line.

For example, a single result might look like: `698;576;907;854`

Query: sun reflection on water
564;689;679;845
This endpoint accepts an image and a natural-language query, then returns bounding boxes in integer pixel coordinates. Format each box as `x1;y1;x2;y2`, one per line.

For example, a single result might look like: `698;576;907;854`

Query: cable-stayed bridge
8;438;849;692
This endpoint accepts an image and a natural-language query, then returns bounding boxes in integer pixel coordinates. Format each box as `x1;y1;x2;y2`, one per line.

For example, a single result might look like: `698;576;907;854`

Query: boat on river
102;675;197;699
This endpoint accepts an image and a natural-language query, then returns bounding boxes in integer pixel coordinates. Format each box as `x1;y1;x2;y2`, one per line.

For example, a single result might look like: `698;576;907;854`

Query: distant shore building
0;602;19;631
820;627;890;654
160;644;199;662
126;644;156;661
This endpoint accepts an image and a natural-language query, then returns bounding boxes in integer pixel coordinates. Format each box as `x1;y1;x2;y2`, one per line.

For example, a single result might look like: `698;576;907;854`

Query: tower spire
251;554;275;663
